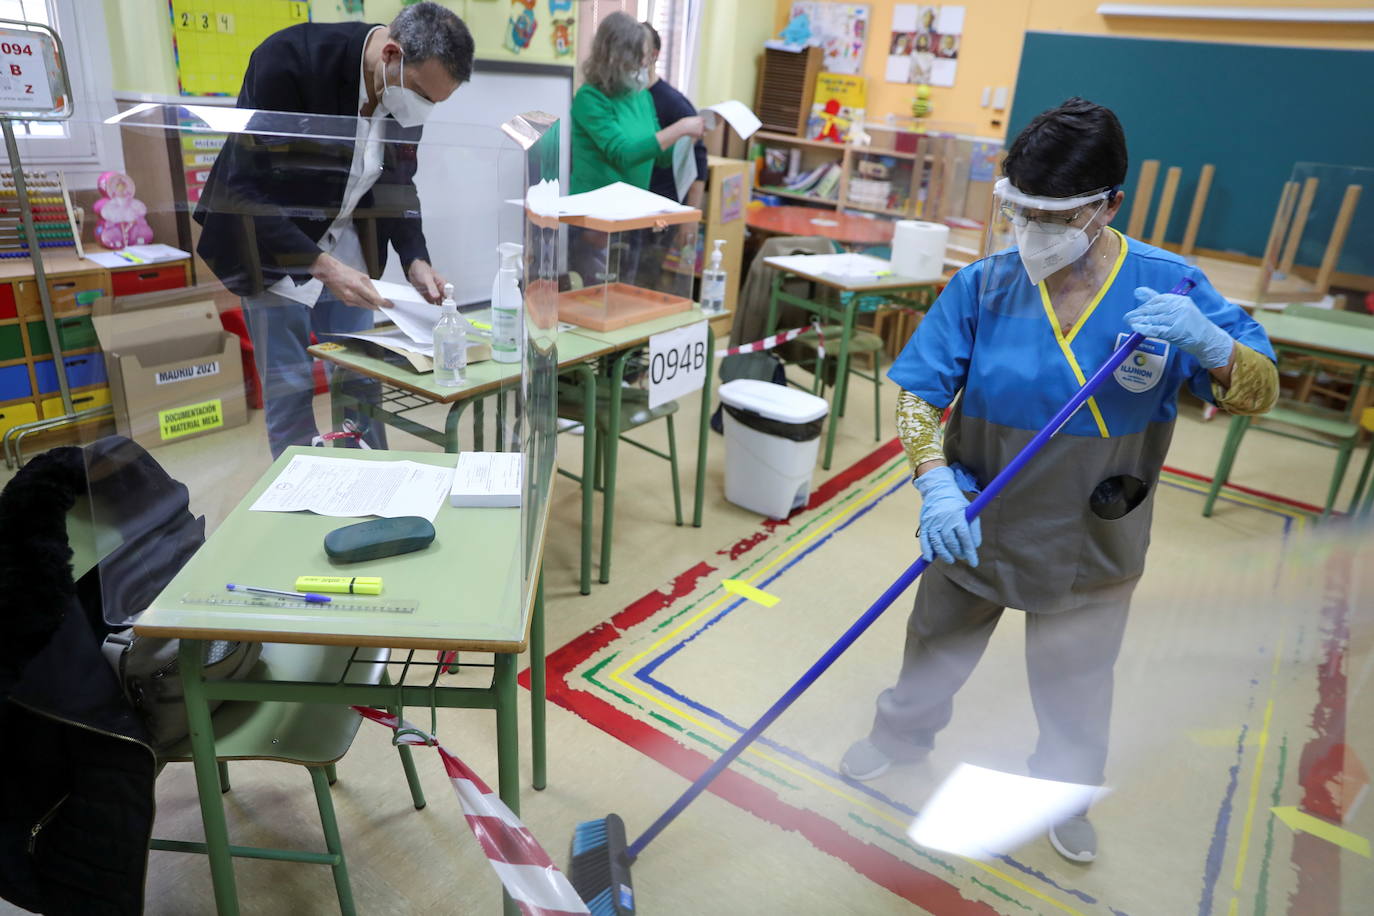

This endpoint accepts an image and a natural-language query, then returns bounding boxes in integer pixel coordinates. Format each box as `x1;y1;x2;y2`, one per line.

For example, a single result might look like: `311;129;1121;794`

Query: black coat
0;439;205;915
194;22;431;296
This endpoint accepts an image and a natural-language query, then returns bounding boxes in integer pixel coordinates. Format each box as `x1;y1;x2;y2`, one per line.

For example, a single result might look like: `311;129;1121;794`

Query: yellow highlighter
295;576;383;595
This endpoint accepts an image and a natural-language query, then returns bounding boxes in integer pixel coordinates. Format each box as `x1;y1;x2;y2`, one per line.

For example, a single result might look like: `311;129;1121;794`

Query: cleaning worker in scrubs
840;98;1279;864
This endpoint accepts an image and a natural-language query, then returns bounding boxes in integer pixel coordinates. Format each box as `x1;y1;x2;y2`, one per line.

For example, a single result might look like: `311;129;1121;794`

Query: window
0;0;120;173
637;0;703;95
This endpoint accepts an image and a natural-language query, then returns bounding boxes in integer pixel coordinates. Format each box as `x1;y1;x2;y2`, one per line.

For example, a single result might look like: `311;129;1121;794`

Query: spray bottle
432;282;467;387
701;238;728;314
491;242;524;364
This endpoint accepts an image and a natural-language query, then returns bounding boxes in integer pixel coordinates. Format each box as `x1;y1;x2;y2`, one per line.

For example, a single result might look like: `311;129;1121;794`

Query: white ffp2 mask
380;53;434;128
1012;200;1106;285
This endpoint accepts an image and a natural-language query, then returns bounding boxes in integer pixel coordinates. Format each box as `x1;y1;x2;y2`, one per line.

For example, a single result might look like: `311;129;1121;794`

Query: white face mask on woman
628;67;650;92
1012;211;1103;285
380;51;434;128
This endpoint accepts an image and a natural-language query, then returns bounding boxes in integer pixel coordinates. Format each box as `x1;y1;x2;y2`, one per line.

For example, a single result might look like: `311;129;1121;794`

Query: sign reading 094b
0;21;71;119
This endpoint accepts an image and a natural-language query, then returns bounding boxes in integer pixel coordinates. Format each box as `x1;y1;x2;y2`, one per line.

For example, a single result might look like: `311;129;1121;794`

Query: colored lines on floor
531;441;1310;916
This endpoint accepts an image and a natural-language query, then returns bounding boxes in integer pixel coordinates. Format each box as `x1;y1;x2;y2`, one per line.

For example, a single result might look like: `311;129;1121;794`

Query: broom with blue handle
567;278;1197;913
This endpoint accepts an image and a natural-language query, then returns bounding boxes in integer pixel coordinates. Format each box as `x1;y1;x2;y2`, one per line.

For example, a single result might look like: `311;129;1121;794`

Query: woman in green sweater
569;13;704;284
572;12;705;194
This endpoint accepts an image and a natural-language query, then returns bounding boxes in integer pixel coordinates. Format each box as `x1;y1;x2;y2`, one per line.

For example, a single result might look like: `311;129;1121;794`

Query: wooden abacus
0;168;84;260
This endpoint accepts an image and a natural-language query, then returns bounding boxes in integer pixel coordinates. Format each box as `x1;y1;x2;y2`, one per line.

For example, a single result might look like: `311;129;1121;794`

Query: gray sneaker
1049;815;1097;863
840;738;894;781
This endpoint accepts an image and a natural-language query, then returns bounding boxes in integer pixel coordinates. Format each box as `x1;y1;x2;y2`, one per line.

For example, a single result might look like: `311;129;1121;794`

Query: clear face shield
978;179;1115;315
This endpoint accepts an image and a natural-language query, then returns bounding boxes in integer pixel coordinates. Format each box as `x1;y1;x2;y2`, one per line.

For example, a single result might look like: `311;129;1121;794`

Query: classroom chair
557;364;683;586
1204;303;1374;520
153;644;417;916
1349;408;1374;519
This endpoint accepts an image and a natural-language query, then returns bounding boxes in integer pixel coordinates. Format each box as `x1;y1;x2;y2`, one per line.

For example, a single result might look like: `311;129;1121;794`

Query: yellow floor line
604;464;1091;916
722;578;781;607
1227;638;1285;910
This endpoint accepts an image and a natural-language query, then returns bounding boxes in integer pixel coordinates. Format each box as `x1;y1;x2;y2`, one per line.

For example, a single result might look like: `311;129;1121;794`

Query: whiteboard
380;61;572;306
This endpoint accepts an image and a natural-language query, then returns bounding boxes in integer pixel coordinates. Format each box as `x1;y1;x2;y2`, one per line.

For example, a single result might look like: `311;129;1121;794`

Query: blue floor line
626;471;1291;913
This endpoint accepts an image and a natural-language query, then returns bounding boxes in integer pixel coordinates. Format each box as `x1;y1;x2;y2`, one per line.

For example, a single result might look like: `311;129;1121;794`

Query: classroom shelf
759;186;841;206
755;130;848;151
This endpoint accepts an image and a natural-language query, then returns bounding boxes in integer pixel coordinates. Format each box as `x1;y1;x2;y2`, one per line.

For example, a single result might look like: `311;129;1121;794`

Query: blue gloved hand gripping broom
567;278;1196;914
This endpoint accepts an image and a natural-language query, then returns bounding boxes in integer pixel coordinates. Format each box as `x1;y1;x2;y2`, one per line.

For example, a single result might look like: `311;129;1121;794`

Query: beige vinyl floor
3;357;1372;916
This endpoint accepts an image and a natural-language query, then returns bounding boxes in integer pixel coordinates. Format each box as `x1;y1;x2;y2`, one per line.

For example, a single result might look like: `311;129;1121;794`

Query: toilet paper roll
891;220;949;282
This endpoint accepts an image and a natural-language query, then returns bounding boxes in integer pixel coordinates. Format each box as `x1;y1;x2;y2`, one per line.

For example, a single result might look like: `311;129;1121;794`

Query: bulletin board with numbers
168;0;311;96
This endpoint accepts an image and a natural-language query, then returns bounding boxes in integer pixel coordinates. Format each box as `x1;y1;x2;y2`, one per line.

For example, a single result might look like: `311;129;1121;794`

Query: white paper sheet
85;243;192;269
907;764;1103;859
892;3;919;30
250;455;454;522
671;136;698;203
332;325;435;358
885;55;912;84
450;452;523;507
937;6;966;33
765;252;894;282
370;279;442;345
930;57;958;88
702;100;762;140
556;182;693;221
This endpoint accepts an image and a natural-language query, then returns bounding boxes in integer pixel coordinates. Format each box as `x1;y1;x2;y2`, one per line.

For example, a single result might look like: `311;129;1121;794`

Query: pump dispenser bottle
433;282;466;386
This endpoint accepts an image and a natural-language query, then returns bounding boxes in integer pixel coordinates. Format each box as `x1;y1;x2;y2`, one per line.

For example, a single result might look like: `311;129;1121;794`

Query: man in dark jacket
643;22;706;208
195;2;473;457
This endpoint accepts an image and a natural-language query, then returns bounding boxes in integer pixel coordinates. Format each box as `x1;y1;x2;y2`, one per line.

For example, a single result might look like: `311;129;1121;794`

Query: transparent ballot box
3;100;563;654
560;208;701;332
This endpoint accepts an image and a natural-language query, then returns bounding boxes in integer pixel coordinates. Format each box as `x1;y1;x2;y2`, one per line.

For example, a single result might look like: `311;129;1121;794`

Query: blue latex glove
915;465;981;567
1124;286;1234;369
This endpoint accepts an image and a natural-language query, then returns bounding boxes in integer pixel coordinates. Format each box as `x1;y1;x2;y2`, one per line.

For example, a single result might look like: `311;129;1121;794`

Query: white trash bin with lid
718;379;830;519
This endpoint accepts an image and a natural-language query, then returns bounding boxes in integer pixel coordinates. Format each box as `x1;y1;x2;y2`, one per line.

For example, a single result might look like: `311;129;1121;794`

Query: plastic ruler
179;591;418;614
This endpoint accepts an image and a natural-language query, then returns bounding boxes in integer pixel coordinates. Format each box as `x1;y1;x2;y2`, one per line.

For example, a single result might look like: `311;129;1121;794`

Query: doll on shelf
93;170;154;250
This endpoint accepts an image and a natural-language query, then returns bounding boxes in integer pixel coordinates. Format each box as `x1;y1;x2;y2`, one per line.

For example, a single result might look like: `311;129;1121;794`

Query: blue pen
226;583;331;604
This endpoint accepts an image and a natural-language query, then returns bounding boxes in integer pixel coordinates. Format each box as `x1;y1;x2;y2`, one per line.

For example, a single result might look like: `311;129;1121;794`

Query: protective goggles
994;179;1116;227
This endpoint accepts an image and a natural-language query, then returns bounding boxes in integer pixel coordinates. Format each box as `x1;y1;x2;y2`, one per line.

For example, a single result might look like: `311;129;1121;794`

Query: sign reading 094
0;24;64;116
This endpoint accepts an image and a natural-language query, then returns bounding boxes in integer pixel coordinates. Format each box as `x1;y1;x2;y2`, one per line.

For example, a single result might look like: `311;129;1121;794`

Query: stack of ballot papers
764;252;896;282
450;451;522;507
250;454;454;522
556;182;694;222
329;279;490;372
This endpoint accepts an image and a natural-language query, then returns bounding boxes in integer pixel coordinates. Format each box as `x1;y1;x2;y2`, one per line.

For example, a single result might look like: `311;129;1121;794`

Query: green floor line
684;730;804;791
970;875;1034;912
846;812;958;876
1253;734;1289;916
582;654;643;710
649;711;684;732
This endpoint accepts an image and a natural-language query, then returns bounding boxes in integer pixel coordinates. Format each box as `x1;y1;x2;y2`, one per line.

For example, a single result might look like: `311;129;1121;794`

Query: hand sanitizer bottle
491;242;524;364
701;239;727;314
433;282;466;387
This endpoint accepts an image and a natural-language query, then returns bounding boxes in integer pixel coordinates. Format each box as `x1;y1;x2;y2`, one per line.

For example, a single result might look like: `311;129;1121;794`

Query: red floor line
523;437;1001;912
1161;464;1327;514
1287;548;1352;915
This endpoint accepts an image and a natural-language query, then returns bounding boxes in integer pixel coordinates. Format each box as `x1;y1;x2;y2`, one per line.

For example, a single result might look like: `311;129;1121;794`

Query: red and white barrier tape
715;320;825;360
311;418;372;449
354;707;589;916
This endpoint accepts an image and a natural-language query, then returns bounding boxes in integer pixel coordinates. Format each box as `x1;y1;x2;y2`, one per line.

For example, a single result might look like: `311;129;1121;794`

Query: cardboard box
92;287;248;449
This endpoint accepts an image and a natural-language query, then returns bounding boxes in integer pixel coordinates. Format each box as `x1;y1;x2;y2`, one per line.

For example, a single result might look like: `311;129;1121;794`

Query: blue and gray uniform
867;230;1275;784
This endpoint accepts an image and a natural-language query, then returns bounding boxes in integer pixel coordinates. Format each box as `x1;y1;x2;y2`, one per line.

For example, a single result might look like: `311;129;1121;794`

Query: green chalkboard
1008;32;1374;278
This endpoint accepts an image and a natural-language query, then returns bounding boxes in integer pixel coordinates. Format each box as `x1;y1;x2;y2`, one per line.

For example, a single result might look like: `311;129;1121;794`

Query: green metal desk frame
1203;308;1374;520
316;342;602;595
765;269;936;469
136;449;551;916
568;320;715;585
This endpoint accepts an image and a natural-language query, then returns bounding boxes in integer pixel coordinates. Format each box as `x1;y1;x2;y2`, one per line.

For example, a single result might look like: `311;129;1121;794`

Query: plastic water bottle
701;238;727;314
433;282;466;387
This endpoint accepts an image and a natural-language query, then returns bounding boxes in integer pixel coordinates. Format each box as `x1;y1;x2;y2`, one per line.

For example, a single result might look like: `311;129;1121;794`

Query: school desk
1204;306;1374;517
132;447;550;916
763;256;941;469
309;328;606;594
